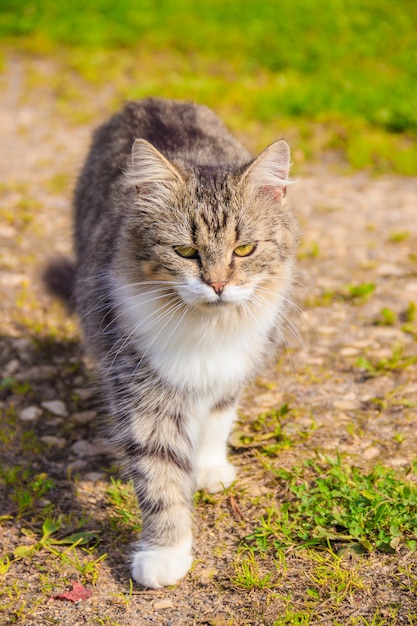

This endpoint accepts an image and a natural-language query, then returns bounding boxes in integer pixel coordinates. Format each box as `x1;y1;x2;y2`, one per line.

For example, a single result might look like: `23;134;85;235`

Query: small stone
71;440;96;457
340;347;360;357
362;445;381;460
19;405;42;421
48;418;63;427
333;393;358;410
0;224;16;238
41;435;66;448
307;356;324;365
72;411;96;424
198;568;217;585
376;263;405;277
84;471;105;482
317;326;337;335
74;388;96;401
4;359;19;376
153;600;174;610
67;459;88;474
389;458;409;468
41;400;68;417
0;273;27;287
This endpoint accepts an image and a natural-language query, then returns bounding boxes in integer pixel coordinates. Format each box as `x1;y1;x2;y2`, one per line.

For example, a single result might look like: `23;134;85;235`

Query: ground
1;52;417;625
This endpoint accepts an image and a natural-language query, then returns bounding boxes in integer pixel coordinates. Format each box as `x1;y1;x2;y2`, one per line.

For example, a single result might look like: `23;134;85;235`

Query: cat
44;97;298;588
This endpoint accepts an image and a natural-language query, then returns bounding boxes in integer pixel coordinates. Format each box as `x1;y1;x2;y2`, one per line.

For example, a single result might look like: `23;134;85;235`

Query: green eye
174;246;199;259
233;243;256;257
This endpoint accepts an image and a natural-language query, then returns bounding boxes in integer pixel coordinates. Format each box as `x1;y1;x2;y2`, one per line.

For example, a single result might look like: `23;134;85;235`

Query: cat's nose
209;281;227;296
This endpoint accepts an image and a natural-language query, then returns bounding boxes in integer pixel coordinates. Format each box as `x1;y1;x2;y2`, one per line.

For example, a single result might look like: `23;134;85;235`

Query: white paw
196;463;237;493
131;538;193;588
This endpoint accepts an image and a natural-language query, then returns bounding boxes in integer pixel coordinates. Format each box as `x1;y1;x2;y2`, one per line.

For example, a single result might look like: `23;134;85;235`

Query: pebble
19;405;42;421
67;459;88;474
389;457;409;468
153;600;174;610
362;445;381;460
40;435;66;448
84;471;105;482
74;388;96;401
405;281;417;294
317;326;337;335
333;393;358;411
4;359;19;376
340;347;360;357
376;263;405;277
0;273;27;287
198;568;217;585
72;411;96;424
71;440;97;457
0;224;16;238
41;400;68;417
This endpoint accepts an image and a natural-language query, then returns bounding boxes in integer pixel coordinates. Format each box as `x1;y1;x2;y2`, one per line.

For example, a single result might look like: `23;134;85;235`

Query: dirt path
1;52;417;625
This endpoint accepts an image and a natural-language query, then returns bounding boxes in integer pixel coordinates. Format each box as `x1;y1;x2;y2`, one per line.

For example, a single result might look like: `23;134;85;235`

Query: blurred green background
1;0;416;173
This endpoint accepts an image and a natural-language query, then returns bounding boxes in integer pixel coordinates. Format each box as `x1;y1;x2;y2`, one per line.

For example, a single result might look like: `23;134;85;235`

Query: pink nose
210;281;227;296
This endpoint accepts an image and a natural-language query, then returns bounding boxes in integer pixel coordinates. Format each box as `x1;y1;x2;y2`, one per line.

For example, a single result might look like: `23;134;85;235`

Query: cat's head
119;138;298;311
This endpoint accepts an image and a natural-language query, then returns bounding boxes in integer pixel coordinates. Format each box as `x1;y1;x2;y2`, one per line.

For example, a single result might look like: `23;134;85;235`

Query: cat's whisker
130;302;191;381
239;299;258;324
79;281;179;323
105;300;186;373
99;289;180;335
250;290;308;356
254;283;317;347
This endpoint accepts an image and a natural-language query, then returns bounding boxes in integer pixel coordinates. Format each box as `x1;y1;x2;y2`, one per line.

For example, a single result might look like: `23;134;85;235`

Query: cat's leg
195;402;237;494
123;407;196;588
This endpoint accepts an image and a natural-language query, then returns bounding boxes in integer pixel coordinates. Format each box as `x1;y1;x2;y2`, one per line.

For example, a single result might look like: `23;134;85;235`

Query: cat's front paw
196;463;237;493
131;539;193;588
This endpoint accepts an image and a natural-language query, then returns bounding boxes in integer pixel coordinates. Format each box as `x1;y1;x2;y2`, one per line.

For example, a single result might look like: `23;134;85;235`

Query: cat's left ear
240;140;291;203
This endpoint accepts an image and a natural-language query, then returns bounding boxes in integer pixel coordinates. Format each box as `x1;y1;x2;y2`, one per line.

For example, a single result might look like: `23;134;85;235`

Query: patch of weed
13;517;99;559
232;551;277;589
233;405;293;456
374;307;397;326
105;477;141;535
246;456;417;554
388;230;410;243
0;467;54;516
401;301;417;338
356;343;417;378
306;282;376;308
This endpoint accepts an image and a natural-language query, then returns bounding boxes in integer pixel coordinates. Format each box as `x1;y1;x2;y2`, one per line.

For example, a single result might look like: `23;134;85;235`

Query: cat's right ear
128;139;184;201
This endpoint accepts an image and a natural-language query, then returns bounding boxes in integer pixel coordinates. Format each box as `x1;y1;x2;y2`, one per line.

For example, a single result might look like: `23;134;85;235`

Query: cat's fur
45;98;298;588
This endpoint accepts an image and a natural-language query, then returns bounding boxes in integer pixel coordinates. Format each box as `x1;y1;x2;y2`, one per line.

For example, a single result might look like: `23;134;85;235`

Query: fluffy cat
44;98;298;588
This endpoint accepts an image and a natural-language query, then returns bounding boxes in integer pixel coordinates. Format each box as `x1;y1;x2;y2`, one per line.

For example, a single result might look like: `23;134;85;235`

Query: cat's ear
240;140;291;203
128;138;184;200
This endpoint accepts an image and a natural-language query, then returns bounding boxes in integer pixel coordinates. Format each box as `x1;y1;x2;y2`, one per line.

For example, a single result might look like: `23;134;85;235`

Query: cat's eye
174;246;199;259
233;243;256;257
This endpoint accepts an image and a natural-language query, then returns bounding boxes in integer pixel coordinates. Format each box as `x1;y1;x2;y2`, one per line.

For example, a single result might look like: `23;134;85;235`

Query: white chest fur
115;282;283;394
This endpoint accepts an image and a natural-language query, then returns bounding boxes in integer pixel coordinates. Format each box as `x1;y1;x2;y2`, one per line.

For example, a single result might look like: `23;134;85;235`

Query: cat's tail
43;257;76;312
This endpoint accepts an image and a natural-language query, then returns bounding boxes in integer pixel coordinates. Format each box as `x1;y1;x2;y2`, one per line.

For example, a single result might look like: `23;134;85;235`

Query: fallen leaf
51;581;92;603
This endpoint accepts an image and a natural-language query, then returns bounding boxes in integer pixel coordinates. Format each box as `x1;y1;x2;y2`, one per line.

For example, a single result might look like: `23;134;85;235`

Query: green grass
245;457;417;555
1;0;417;173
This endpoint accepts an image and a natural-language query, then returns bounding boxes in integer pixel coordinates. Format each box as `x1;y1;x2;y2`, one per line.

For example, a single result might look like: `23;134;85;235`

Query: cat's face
118;140;297;312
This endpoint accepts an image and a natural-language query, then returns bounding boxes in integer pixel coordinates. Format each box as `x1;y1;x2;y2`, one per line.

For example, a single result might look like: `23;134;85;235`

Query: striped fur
65;98;298;588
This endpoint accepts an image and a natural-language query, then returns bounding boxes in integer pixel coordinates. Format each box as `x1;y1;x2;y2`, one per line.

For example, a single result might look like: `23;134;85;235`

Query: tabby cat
45;98;298;588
